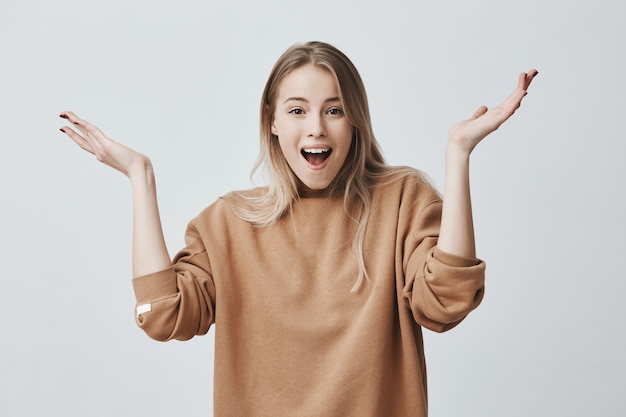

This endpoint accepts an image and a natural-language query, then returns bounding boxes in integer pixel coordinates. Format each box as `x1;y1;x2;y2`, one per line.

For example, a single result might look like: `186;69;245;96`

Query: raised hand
59;111;150;180
447;69;538;155
59;111;171;276
437;69;538;259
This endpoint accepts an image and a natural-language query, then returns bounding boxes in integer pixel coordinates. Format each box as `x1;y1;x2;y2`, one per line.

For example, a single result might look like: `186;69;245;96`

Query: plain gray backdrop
1;0;624;416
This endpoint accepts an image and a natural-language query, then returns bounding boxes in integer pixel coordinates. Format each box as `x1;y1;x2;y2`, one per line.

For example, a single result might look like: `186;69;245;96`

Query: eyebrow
283;96;341;104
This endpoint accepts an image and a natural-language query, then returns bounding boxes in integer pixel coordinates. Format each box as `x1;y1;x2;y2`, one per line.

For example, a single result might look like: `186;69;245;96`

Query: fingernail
59;127;65;133
532;71;539;78
59;114;68;119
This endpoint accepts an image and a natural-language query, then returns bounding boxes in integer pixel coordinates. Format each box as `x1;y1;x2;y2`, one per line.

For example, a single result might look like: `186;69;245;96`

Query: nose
308;114;326;138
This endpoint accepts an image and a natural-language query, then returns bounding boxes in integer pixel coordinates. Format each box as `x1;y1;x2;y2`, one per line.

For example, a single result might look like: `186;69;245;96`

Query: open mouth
301;148;332;166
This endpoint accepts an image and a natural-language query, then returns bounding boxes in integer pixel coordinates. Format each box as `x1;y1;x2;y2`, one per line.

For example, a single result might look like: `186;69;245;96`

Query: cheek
338;132;356;164
271;114;292;138
276;136;298;161
339;125;355;149
274;121;300;146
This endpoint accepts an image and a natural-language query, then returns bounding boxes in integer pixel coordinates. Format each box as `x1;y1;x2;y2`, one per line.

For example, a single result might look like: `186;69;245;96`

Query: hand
59;111;151;180
447;69;538;155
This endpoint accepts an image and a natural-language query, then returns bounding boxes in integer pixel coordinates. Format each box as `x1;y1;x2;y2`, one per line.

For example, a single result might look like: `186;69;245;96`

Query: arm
59;111;172;277
437;69;538;258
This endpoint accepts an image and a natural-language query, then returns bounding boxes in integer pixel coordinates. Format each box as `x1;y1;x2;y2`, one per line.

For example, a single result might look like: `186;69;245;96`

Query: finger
517;69;538;91
501;89;525;115
523;69;539;90
471;105;488;119
499;78;528;109
59;111;83;127
60;111;105;141
59;126;96;155
60;111;92;139
60;111;96;148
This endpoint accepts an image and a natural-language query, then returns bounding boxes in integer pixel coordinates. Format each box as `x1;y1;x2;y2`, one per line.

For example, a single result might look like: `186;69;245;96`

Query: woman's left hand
447;69;538;155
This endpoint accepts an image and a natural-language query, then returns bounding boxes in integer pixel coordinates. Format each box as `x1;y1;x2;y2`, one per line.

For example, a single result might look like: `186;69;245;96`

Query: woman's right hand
59;111;150;180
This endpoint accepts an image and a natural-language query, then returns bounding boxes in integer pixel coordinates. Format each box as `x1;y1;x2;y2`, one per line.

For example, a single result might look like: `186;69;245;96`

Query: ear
267;103;278;136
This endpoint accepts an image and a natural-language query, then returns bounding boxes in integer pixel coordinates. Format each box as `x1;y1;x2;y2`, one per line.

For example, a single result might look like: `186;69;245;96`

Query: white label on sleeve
136;303;152;317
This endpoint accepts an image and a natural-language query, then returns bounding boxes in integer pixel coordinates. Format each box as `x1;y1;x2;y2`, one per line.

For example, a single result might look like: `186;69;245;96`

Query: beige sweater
132;168;485;417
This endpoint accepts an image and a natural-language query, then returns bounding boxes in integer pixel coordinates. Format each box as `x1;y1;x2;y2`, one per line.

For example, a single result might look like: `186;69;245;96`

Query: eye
327;107;344;116
289;108;305;115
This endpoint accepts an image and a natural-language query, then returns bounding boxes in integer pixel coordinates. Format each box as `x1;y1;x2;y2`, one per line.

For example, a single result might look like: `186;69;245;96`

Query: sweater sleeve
401;200;485;333
131;222;216;341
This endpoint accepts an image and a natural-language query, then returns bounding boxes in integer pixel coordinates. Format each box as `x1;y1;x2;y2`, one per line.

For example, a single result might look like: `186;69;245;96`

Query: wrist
128;155;155;187
445;141;471;163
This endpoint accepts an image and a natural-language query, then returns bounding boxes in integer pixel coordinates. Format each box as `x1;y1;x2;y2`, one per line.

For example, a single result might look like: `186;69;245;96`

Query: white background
1;0;624;416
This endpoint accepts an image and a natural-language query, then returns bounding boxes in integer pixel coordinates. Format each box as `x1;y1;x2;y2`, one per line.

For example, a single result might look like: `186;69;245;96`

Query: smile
301;148;332;167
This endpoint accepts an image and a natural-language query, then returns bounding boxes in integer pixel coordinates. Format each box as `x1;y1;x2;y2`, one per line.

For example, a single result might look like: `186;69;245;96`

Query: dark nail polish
59;128;65;133
60;114;68;119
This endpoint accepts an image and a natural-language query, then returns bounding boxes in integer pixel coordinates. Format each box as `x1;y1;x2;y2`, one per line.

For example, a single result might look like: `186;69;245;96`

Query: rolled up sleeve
132;223;216;341
401;201;485;333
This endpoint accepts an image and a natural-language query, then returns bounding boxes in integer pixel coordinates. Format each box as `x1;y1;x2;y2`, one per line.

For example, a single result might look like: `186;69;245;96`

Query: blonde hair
226;41;407;291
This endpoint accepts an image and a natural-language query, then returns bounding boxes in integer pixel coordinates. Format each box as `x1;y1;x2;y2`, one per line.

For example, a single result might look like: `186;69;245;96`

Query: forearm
129;160;172;277
58;111;173;276
437;144;476;259
430;69;538;258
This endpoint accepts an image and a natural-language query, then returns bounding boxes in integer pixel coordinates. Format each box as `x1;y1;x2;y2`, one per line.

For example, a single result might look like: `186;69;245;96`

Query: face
271;64;353;191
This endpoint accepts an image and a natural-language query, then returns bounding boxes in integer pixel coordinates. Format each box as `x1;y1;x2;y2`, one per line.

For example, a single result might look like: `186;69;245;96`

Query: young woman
59;41;537;417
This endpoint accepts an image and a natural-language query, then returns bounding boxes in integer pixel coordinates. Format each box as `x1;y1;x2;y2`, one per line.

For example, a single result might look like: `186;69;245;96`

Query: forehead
276;64;341;101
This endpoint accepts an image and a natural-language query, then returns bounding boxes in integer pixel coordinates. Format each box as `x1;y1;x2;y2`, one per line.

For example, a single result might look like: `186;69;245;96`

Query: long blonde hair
226;41;403;291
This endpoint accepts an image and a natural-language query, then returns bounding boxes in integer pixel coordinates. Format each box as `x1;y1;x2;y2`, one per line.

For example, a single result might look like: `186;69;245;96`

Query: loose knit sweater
132;168;485;417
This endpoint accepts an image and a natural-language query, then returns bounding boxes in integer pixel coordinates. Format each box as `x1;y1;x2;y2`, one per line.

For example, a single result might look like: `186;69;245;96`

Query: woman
59;41;537;416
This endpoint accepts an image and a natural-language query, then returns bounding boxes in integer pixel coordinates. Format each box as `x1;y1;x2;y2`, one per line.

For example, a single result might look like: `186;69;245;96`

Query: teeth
303;148;330;154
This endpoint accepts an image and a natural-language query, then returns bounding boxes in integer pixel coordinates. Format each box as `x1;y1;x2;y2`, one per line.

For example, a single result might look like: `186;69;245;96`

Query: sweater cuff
132;266;178;304
433;246;483;268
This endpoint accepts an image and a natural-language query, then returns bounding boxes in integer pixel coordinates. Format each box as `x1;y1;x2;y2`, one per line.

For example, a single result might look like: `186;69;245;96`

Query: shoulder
189;187;268;230
373;166;441;203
